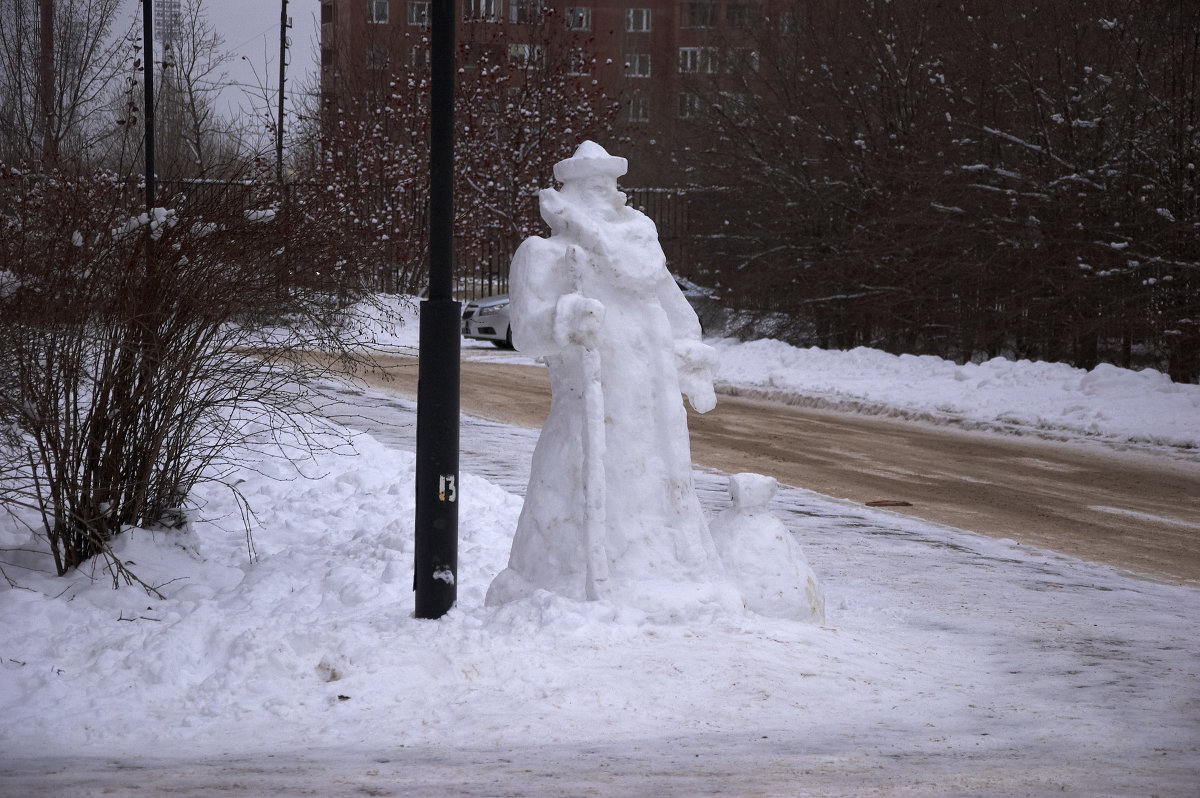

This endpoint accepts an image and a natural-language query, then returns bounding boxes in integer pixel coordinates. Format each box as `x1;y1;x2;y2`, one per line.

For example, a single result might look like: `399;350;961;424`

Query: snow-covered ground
1;296;1198;796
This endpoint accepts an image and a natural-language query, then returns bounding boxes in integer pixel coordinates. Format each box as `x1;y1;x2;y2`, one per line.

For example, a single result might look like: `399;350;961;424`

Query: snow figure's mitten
709;473;826;623
554;292;605;349
675;338;718;413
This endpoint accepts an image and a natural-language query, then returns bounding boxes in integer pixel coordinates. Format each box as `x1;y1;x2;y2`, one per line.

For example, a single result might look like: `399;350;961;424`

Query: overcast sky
126;0;320;122
210;0;318;109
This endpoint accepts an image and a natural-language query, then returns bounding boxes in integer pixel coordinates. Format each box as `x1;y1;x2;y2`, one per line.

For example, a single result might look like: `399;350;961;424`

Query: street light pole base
414;298;461;619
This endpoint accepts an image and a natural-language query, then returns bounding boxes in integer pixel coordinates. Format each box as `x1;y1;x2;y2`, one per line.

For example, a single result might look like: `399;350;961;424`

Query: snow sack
709;473;825;623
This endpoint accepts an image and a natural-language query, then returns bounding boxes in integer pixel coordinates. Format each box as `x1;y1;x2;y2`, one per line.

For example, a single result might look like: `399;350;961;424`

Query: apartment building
319;0;763;182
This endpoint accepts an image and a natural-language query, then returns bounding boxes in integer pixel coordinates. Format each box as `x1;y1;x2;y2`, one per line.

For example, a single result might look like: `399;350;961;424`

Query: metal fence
453;187;698;301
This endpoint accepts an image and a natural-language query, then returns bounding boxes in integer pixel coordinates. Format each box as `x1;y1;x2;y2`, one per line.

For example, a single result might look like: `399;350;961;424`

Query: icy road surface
357;353;1200;584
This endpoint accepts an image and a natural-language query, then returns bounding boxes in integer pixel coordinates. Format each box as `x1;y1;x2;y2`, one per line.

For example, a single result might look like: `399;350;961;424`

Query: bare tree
681;0;959;353
155;0;237;179
951;0;1199;377
679;0;1199;381
0;0;130;167
304;7;619;297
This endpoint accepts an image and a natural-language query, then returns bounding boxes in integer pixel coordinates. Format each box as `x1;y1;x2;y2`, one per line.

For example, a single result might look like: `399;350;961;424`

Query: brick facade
319;0;762;184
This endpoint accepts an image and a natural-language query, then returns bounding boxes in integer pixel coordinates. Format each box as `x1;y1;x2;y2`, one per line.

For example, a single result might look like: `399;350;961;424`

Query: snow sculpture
486;141;738;614
708;473;826;623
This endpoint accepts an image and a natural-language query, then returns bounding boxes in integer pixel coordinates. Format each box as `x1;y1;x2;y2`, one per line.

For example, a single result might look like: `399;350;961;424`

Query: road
359;354;1200;586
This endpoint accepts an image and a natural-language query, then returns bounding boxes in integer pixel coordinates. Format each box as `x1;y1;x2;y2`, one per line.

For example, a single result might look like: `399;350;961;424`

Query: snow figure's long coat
486;143;737;615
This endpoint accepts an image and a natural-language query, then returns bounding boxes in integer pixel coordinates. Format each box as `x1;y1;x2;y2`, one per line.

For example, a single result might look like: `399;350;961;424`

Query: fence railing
452;187;700;300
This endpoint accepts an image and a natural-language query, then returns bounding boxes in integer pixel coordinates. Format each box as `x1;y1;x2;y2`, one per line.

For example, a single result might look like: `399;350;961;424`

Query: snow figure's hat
554;141;628;183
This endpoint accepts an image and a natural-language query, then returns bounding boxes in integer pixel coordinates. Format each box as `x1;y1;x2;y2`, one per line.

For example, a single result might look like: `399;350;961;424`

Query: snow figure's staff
565;244;610;601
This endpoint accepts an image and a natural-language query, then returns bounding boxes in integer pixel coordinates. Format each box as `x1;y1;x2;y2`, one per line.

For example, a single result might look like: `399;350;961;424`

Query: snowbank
352;294;1200;450
709;339;1200;450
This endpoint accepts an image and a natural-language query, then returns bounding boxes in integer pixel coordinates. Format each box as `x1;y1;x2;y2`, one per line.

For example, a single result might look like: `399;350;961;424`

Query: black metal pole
414;0;459;619
277;0;290;287
276;0;287;190
142;0;154;214
38;0;55;165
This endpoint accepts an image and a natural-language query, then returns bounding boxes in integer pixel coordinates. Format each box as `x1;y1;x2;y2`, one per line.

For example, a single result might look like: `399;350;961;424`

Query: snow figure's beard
542;182;626;229
538;183;664;287
571;182;626;221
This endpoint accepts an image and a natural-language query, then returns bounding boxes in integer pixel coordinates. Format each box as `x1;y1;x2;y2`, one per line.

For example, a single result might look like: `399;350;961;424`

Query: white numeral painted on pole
438;475;457;503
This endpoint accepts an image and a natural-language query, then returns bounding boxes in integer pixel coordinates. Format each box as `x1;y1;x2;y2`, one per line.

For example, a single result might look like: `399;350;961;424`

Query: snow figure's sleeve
656;270;718;413
509;236;571;357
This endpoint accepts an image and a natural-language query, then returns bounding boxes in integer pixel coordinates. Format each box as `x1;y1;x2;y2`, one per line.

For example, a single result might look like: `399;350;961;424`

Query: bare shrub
0;165;399;586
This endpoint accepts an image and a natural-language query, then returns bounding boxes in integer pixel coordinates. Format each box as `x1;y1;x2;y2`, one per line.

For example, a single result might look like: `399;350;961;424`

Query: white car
461;294;512;348
460;277;724;349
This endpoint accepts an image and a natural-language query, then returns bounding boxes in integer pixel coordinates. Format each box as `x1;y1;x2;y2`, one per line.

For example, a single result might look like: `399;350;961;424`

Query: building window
726;2;758;27
464;0;500;21
475;95;503;116
628;94;649;122
680;2;715;28
321;2;333;24
678;92;702;118
468;42;505;68
566;6;591;30
321;47;333;68
368;0;389;23
567;49;591;76
625;53;650;78
409;45;431;68
678;46;717;74
728;48;759;73
508;43;543;68
408;1;429;25
625;8;651;32
510;0;542;24
719;92;751;120
368;45;389;70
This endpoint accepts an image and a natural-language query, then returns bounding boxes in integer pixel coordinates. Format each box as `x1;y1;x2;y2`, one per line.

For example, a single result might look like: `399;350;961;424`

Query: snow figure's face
564;175;625;219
